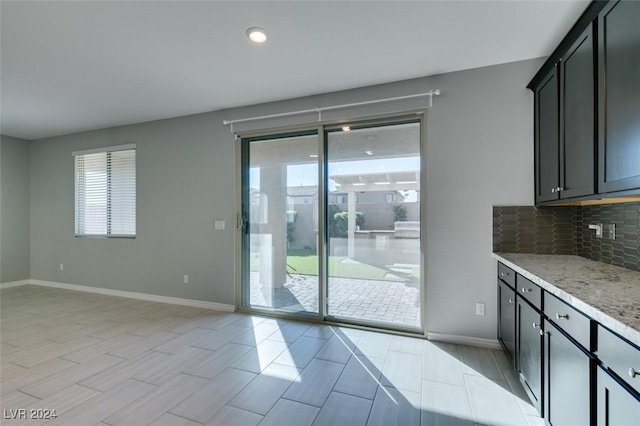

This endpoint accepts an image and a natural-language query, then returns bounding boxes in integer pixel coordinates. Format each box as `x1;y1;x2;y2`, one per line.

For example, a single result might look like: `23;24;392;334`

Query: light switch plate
214;220;225;230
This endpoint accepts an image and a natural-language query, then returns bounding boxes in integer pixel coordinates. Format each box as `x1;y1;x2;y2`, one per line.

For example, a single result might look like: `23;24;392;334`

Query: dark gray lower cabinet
498;280;516;363
597;367;640;426
544;320;592;426
518;299;543;415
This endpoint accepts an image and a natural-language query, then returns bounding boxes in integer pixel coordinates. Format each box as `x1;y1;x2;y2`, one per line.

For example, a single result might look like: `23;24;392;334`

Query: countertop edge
492;253;640;348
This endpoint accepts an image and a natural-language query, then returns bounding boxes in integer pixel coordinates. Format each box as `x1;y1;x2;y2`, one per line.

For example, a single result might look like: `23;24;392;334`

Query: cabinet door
544;320;591;426
597;367;640;426
598;0;640;193
535;67;560;203
518;299;543;415
560;23;595;199
498;280;516;365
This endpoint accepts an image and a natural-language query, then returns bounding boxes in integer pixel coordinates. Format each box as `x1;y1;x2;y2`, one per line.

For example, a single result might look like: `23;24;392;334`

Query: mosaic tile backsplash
577;202;640;272
493;206;576;255
493;202;640;273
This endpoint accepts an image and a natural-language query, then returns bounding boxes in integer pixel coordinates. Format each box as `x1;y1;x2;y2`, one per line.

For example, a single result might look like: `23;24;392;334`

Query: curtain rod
222;89;441;133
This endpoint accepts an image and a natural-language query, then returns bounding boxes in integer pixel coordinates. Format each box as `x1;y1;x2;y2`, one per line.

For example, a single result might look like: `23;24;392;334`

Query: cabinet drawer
516;275;542;310
544;293;593;351
498;263;516;288
598;325;640;395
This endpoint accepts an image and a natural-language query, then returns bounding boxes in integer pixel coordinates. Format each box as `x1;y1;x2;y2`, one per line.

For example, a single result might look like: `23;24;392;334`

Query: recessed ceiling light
365;150;373;155
341;126;351;132
309;154;318;158
246;27;268;44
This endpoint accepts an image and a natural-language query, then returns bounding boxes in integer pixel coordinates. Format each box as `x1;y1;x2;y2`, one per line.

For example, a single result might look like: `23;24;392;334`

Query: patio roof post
347;190;356;259
259;165;288;295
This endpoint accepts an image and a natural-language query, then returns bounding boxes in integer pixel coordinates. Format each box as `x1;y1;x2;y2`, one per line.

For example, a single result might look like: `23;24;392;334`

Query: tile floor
0;285;543;426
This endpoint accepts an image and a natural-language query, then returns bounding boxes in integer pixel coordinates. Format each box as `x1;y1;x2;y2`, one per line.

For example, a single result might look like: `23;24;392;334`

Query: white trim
27;279;235;312
0;280;30;289
72;143;136;156
427;332;502;350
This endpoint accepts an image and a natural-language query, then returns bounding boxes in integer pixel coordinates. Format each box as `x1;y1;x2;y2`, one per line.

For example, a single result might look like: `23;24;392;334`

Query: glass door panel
242;132;319;314
326;122;421;328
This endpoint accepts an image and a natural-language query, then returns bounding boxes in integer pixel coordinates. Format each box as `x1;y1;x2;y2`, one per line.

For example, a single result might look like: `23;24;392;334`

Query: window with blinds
73;144;136;237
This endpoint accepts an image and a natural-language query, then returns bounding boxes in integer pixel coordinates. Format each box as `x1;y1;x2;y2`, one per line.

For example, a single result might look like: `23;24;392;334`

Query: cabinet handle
557;187;564;192
521;287;533;293
540;330;549;336
508;298;515;304
551;188;557;193
630;368;639;379
500;271;510;277
532;323;541;329
556;313;569;320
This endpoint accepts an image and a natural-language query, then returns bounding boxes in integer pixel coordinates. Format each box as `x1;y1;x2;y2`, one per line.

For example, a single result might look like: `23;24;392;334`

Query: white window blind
74;145;136;237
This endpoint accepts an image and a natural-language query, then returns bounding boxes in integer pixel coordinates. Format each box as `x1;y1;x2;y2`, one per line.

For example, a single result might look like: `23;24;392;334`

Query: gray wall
1;135;31;282
423;60;536;340
28;58;539;340
29;113;236;304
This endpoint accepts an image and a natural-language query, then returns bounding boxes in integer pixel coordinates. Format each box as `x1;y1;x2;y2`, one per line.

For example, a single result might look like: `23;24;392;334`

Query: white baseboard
0;280;30;289
427;332;502;350
26;279;235;312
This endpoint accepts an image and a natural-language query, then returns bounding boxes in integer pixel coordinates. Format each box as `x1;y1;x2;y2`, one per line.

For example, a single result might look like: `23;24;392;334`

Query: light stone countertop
492;253;640;348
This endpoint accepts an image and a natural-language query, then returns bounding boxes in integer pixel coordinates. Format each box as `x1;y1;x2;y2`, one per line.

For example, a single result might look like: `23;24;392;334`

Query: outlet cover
476;302;485;316
215;220;225;230
183;275;189;284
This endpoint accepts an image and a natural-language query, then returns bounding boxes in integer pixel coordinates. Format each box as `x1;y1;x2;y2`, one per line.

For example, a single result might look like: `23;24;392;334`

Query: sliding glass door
326;122;421;328
241;131;320;315
240;118;422;331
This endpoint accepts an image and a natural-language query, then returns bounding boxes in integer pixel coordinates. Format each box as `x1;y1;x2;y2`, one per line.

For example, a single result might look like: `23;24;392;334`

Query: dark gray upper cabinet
535;67;560;203
598;0;640;194
560;23;595;200
529;0;640;205
534;23;595;204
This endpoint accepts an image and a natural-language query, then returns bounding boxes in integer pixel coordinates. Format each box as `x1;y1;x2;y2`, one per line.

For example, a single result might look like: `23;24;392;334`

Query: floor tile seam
10;389;43;402
279;394;327;410
329;388;376;402
461;373;483;425
224;399;270;417
420;377;468;388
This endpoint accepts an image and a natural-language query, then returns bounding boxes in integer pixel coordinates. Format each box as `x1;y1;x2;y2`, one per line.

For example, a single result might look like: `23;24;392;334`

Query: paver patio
250;272;420;328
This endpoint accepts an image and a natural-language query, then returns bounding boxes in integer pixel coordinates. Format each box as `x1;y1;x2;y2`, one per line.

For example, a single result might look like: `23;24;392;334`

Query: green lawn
250;250;416;282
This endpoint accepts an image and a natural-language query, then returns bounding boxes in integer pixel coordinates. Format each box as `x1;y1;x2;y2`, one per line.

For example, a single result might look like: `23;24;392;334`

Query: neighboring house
287;185;319;206
329;190;406;205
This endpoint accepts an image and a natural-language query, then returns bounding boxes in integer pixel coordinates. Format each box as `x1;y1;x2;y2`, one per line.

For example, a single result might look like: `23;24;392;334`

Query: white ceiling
1;0;590;140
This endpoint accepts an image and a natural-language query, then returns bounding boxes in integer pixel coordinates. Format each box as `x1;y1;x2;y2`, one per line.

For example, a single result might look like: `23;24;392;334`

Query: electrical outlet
183;275;189;284
476;302;485;316
59;264;64;271
215;220;225;230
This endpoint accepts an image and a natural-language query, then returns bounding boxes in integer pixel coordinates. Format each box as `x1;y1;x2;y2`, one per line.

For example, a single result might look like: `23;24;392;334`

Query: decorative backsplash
493;206;576;255
577;202;640;272
493;202;640;273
